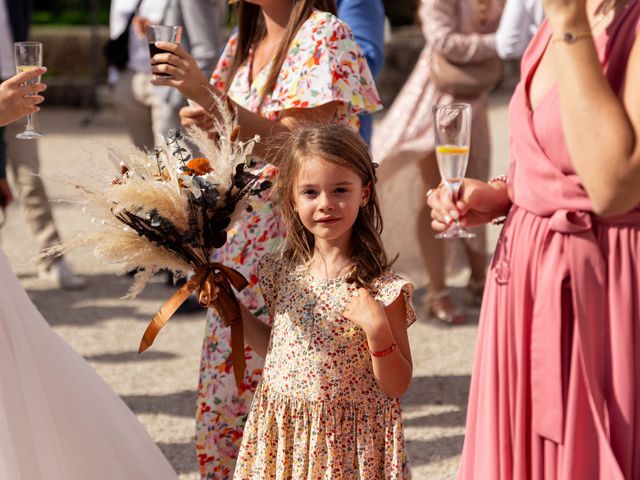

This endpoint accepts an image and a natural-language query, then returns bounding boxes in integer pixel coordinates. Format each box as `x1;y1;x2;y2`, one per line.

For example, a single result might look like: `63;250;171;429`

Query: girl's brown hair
226;0;337;108
273;124;392;287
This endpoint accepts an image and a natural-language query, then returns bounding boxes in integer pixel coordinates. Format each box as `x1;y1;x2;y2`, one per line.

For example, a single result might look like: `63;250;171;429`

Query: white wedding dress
0;250;177;479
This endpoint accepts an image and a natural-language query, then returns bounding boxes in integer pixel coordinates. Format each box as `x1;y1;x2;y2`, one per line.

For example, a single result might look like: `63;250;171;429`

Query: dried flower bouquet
46;103;270;386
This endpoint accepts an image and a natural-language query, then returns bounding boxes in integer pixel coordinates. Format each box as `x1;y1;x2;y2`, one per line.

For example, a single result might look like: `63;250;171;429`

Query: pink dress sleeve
423;0;499;63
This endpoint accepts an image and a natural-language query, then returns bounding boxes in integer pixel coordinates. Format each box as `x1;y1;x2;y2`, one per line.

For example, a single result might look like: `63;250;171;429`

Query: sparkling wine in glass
14;42;43;140
433;103;475;239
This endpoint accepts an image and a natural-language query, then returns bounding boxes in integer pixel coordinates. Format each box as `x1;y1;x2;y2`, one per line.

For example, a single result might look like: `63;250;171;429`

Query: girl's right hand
427;178;511;231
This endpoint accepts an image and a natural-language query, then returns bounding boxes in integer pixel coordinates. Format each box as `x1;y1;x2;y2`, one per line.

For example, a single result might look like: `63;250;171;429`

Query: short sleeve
209;33;238;93
257;253;284;316
374;270;417;328
264;11;382;119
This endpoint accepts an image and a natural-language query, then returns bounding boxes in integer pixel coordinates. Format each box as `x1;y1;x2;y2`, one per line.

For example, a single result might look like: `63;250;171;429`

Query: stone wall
31;26;110;107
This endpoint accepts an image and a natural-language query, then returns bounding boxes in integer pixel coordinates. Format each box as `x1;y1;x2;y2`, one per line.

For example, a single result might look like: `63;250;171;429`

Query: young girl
211;124;416;478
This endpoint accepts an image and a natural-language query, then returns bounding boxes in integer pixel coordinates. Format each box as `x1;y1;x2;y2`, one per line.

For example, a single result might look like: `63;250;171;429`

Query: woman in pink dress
373;0;504;323
429;0;640;477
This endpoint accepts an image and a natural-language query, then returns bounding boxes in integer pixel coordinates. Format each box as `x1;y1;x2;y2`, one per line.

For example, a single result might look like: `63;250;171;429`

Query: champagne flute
432;103;475;239
14;42;43;140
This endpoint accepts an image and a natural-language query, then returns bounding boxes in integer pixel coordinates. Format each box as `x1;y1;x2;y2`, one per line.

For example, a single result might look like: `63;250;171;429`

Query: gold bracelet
552;32;593;44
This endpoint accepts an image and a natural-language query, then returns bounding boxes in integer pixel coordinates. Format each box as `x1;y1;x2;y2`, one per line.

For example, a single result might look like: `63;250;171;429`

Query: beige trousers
112;69;182;150
3;121;61;269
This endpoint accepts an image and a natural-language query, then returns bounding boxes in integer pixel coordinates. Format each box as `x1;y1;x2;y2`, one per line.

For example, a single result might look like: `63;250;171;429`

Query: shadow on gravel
85;350;177;363
403;374;470;407
406;434;466;467
121;389;197;418
404;410;463;428
26;274;207;326
157;441;198;475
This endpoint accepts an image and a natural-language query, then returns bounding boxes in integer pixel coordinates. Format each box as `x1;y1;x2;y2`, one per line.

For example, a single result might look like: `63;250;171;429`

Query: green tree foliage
32;0;111;25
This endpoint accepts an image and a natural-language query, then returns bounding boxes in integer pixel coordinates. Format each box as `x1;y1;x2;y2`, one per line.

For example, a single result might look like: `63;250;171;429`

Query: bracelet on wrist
488;175;508;225
552;32;592;44
488;174;507;186
367;341;397;358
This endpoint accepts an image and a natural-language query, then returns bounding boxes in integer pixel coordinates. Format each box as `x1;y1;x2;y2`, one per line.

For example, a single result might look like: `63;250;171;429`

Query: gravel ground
1;95;509;479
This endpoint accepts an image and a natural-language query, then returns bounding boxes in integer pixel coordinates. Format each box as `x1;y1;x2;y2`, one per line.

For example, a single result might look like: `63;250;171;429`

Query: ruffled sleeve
263;11;382;122
257;253;285;316
374;270;417;327
209;33;238;93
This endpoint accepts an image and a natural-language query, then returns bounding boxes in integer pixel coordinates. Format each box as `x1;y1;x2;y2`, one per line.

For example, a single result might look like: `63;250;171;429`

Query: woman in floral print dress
212;125;415;478
147;1;382;476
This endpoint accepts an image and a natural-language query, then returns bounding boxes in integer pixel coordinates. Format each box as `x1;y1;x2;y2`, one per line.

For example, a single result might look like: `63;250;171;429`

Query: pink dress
459;4;640;479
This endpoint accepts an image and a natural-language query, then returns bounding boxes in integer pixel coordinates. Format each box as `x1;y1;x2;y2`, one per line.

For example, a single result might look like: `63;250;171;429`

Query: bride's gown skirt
0;250;177;479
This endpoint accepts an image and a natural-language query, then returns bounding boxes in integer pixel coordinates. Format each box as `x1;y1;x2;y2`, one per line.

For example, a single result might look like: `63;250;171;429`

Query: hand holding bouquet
46;100;270;386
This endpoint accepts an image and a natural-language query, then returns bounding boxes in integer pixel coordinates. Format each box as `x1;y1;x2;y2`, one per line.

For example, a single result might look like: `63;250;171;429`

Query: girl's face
293;156;371;247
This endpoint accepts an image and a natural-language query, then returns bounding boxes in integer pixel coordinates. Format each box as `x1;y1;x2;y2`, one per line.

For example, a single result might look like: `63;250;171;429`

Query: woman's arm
343;289;413;398
424;0;499;63
543;1;640;215
180;99;339;161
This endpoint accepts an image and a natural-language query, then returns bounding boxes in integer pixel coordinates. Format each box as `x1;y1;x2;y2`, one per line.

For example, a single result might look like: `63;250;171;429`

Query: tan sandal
425;289;465;324
465;277;486;307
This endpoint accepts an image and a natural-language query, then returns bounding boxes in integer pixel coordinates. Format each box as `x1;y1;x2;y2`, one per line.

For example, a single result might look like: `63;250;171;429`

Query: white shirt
0;0;15;79
109;0;169;74
495;0;544;60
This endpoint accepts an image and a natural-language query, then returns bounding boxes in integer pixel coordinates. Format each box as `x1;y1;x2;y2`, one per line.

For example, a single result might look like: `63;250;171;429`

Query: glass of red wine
145;25;182;81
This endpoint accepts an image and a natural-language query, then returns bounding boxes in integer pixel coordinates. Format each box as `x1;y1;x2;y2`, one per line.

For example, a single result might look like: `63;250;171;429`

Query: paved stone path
1;92;510;479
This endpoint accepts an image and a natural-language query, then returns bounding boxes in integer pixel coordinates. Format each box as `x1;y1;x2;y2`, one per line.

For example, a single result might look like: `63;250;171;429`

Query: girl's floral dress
234;254;417;479
196;10;382;478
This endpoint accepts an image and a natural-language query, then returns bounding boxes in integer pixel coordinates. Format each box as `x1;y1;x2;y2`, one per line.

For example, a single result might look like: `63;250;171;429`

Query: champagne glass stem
25;114;35;133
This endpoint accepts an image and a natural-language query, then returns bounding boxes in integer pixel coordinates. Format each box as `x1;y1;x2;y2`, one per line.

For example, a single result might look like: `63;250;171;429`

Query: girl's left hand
150;42;212;106
343;288;388;336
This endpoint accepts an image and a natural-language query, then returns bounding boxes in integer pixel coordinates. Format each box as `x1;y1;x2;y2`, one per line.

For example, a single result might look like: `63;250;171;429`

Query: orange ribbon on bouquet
138;262;248;387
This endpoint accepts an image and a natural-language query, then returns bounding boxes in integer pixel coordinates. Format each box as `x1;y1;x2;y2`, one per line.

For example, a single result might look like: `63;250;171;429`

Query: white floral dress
196;10;382;479
233;254;416;479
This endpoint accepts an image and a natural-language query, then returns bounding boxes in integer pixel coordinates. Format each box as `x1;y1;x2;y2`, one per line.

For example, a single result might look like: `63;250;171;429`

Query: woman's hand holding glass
427;178;511;232
149;42;217;108
0;68;46;127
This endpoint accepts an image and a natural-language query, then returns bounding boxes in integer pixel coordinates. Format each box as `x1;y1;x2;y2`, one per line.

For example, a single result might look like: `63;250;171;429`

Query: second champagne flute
14;41;43;140
432;103;475;239
146;25;182;80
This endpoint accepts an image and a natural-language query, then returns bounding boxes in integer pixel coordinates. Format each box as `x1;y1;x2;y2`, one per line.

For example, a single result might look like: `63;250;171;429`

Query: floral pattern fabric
233;254;416;479
196;10;382;479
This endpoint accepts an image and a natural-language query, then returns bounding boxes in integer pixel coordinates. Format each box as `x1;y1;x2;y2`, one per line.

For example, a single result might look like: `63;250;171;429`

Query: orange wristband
367;341;397;357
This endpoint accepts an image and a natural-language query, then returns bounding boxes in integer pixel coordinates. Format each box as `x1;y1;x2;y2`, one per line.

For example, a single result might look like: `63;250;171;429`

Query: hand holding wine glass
0;67;46;127
427;177;511;231
14;42;43;140
431;103;475;239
